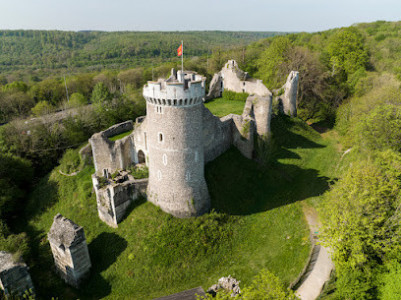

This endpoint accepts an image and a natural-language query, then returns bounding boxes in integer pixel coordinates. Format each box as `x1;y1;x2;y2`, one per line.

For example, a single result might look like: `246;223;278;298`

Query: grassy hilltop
17;98;341;298
2;20;401;299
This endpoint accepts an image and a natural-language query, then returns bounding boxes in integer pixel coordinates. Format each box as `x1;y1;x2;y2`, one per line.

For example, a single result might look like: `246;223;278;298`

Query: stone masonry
273;71;300;117
48;214;91;288
92;170;147;227
207;60;274;137
89;65;270;221
0;251;34;297
283;71;299;117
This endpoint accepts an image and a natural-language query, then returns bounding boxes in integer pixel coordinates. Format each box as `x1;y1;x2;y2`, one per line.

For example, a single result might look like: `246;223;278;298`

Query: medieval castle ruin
0;60;299;296
89;60;299;225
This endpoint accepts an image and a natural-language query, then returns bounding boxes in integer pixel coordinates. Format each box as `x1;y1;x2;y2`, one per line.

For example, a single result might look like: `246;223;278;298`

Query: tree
0;91;35;122
319;150;401;297
31;101;54;116
91;82;111;104
68;92;87;107
2;81;28;93
242;269;298;300
379;261;401;300
353;104;401;152
256;36;293;89
326;27;369;79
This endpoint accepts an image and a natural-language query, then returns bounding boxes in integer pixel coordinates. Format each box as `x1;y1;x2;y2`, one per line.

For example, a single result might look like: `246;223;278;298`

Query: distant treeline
0;30;283;76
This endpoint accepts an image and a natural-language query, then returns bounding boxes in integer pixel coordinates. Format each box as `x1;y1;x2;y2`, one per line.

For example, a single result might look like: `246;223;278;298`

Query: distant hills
0;30;285;73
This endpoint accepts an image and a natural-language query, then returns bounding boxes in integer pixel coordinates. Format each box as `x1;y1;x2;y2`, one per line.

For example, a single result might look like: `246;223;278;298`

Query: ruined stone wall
231;115;255;159
203;107;232;163
245;95;273;137
0;252;34;297
92;172;147;227
132;117;149;165
48;214;91;288
219;60;271;97
89;121;135;176
283;71;299;117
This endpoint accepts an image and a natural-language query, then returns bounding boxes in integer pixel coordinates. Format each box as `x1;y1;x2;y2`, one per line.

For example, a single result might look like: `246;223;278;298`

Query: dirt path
295;204;334;300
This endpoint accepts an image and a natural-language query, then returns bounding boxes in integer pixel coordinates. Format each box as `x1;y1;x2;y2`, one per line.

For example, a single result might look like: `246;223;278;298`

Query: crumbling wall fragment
48;214;91;288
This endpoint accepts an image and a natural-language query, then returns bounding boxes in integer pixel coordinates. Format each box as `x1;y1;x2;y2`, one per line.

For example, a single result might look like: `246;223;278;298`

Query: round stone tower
142;69;210;218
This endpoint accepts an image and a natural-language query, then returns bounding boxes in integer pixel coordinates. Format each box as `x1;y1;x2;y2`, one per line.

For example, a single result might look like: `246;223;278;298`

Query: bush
68;92;87;107
129;165;149;179
31;100;54;116
59;149;82;174
222;90;249;101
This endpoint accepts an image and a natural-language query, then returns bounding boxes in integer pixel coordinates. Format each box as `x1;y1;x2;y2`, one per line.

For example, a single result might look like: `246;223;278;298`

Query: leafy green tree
0;91;35;122
118;68;144;89
31;100;54;116
91;82;112;104
256;36;293;89
68;92;87;107
319;150;401;297
353;104;401;152
2;81;28;93
379;261;401;300
242;269;298;300
326;27;369;79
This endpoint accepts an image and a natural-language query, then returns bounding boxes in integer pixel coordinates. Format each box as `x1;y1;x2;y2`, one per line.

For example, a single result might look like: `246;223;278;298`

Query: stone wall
208;60;271;98
244;94;273;137
92;171;147;227
0;252;34;297
89;121;135;176
231;115;254;159
48;214;91;288
273;71;299;117
203;107;232;163
283;71;299;117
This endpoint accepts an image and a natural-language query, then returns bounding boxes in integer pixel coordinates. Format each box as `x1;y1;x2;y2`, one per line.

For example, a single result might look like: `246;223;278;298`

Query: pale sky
0;0;399;32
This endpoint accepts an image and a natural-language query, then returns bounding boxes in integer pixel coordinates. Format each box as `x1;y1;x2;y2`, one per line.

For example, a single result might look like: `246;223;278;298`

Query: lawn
107;129;133;141
17;101;341;299
204;97;246;117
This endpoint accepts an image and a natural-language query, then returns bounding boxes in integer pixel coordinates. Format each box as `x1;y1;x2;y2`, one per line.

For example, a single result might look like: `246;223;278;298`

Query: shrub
31;101;54;116
129;165;149;179
68;92;87;107
59;149;82;174
222;90;249;101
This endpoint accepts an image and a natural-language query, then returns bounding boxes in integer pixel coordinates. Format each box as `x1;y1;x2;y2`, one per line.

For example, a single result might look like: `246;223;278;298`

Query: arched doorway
137;150;145;164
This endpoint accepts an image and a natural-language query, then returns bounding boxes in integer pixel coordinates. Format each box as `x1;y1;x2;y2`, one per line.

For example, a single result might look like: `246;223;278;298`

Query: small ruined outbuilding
0;251;34;297
48;214;91;288
92;169;147;227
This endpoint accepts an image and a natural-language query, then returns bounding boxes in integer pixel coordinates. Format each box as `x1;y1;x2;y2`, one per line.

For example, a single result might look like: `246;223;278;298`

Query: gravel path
295;204;334;300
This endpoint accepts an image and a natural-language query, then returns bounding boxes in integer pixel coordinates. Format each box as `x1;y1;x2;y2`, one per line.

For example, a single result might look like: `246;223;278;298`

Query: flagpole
181;40;184;74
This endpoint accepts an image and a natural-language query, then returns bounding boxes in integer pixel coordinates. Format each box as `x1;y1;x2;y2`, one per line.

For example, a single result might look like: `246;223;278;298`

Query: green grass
18;98;342;299
108;130;133;141
204;97;246;117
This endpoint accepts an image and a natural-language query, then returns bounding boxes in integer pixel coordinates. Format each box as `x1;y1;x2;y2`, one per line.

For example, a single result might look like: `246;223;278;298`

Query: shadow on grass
24;175;59;219
121;196;147;223
206;115;332;216
68;233;128;298
271;115;325;159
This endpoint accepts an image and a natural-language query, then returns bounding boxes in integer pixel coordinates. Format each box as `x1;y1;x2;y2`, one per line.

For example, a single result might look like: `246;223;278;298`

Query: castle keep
89;61;299;223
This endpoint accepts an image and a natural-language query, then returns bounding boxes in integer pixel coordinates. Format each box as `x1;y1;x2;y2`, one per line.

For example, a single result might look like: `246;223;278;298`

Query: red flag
177;44;183;56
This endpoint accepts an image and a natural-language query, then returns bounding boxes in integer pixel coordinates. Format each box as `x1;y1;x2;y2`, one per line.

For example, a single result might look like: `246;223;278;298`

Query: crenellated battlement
143;69;206;107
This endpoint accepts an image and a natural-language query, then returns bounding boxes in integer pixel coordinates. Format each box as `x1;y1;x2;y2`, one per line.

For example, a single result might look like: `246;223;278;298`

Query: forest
1;20;401;299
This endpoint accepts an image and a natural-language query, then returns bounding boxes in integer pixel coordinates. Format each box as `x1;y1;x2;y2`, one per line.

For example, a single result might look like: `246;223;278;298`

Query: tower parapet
143;69;206;107
143;69;210;218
